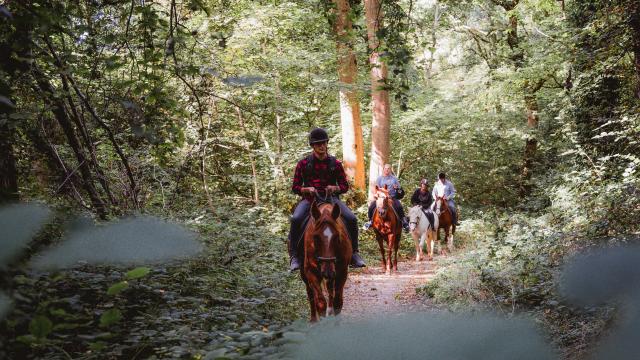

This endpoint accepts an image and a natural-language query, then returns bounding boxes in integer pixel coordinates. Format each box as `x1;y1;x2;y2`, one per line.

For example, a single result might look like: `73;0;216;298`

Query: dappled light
1;0;638;358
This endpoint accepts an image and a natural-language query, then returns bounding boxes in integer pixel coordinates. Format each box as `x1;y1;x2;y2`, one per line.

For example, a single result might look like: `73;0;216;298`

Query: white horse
408;205;439;261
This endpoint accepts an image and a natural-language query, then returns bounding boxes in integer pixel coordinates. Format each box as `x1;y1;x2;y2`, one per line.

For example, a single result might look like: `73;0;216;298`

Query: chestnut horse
300;201;352;322
432;195;456;255
371;185;401;274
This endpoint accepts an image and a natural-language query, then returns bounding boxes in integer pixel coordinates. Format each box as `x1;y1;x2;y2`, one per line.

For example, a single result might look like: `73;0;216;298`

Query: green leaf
99;309;122;327
89;341;107;351
29;315;53;339
16;334;38;344
107;281;129;296
126;267;151;280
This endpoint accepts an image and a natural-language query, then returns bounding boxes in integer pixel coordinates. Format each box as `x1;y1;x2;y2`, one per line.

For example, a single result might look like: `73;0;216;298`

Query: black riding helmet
308;127;329;146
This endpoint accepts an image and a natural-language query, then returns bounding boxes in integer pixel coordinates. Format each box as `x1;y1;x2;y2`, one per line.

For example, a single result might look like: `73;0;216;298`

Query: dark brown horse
433;195;456;255
371;185;401;274
300;201;352;322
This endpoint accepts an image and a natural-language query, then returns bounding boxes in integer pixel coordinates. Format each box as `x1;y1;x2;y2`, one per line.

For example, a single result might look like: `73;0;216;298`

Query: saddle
293;194;338;256
420;207;436;230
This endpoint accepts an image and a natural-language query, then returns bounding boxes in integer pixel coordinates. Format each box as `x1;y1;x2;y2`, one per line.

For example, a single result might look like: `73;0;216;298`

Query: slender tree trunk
630;2;640;99
0;122;18;203
32;67;108;219
521;91;539;196
425;1;441;83
200;100;216;214
365;0;391;200
333;0;366;191
235;106;259;204
44;38;139;209
273;77;285;185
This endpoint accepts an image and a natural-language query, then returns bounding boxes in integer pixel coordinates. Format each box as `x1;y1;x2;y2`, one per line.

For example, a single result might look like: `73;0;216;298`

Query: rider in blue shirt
363;164;409;232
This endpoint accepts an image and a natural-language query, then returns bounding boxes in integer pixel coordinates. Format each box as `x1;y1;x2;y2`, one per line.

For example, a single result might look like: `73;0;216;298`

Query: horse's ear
331;203;341;220
310;201;321;221
375;185;379;191
384;184;388;190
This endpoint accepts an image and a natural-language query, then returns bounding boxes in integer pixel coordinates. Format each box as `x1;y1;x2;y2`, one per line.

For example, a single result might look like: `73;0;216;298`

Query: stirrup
289;256;301;272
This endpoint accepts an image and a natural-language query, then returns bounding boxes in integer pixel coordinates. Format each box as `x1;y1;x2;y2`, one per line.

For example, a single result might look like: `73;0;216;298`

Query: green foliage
99;309;122;328
125;267;151;280
28;315;52;339
107;281;129;296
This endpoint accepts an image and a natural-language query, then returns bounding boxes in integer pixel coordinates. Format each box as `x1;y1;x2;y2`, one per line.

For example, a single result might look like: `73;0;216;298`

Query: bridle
434;195;449;216
375;191;389;216
313;221;339;266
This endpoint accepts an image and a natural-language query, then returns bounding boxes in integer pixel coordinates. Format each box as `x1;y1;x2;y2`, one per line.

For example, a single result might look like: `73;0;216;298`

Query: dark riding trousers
289;197;358;257
368;198;405;221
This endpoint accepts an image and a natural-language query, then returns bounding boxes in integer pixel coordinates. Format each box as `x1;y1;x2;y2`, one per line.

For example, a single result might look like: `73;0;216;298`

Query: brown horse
432;195;456;255
300;201;352;322
371;185;401;274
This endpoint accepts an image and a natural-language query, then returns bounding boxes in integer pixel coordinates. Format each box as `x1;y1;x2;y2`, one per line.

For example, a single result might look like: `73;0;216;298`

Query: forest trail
340;257;438;318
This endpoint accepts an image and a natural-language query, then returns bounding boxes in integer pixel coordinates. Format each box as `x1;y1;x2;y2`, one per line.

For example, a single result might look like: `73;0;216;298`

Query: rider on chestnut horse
432;172;459;225
288;128;366;271
363;164;410;232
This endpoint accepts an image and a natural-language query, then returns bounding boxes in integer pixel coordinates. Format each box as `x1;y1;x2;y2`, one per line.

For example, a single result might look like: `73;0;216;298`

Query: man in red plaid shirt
288;128;366;271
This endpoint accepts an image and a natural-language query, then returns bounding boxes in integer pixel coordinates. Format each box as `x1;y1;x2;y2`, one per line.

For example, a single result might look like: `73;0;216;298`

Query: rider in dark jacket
411;178;434;209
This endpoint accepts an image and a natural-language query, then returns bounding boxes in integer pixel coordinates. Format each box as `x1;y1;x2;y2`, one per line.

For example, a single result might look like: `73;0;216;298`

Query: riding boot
402;217;410;233
363;202;376;230
350;237;366;268
288;234;301;272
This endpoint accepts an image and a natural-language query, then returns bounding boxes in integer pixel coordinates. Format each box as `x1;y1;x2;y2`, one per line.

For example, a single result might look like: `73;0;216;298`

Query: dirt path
340;257;438;318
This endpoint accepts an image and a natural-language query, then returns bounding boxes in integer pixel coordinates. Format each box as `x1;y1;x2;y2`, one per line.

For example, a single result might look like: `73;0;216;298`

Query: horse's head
434;195;448;216
309;201;341;280
375;185;390;216
408;205;422;232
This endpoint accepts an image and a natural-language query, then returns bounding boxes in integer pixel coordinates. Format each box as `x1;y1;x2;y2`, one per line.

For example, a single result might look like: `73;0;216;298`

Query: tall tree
365;0;391;200
333;0;366;191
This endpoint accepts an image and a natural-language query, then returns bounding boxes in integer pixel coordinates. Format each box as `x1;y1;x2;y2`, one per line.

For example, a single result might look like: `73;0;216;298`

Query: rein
315;190;335;204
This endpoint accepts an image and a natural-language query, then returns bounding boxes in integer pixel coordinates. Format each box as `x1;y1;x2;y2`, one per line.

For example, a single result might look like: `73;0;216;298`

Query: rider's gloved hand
325;185;340;195
301;187;317;195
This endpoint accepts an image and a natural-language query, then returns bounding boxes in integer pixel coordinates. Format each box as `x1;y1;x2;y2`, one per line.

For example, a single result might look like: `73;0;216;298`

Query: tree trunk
425;1;441;83
521;92;539;196
365;0;391;200
235;106;259;204
0;122;18;203
630;2;640;99
333;0;366;191
32;67;108;219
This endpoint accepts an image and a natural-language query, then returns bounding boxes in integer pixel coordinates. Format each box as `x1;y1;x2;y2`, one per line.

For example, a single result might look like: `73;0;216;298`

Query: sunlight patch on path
341;258;438;318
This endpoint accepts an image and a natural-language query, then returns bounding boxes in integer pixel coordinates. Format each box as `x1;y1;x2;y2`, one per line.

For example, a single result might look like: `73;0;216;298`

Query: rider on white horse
432;172;459;225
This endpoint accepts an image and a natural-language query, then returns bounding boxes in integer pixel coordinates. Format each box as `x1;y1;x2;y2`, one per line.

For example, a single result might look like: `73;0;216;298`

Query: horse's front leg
376;234;387;270
393;232;399;271
306;273;326;321
302;276;317;322
412;234;421;262
333;269;348;315
447;225;455;253
386;235;394;274
427;230;435;261
325;277;335;316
